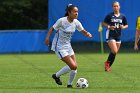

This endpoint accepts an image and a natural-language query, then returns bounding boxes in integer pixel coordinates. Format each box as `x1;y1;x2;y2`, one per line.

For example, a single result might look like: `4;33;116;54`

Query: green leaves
0;0;48;30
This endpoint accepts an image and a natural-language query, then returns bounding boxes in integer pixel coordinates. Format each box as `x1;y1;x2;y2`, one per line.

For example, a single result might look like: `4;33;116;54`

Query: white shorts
55;48;74;59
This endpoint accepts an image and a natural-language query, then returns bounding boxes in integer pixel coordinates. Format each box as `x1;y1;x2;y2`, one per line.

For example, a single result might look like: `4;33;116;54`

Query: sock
68;70;77;85
107;52;116;67
56;65;71;77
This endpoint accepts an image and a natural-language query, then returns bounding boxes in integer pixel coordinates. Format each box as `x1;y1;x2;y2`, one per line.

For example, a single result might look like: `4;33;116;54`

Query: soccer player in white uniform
45;4;92;88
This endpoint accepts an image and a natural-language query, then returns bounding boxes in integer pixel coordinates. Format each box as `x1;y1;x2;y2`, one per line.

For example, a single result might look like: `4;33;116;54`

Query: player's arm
119;24;128;29
134;16;140;50
120;16;128;29
103;14;115;30
102;22;108;29
45;27;54;46
45;18;62;46
81;30;92;38
134;30;140;50
76;20;92;38
103;22;115;30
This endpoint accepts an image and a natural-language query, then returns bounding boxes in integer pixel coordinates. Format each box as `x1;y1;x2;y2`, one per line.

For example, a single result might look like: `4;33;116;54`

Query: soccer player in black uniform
103;1;128;72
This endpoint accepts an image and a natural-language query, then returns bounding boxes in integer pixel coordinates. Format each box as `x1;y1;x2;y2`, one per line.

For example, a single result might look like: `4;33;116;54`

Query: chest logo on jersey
63;22;76;32
111;19;122;23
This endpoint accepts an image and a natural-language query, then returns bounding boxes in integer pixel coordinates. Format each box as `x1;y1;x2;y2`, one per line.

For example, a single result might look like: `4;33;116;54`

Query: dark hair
64;4;77;16
112;1;120;6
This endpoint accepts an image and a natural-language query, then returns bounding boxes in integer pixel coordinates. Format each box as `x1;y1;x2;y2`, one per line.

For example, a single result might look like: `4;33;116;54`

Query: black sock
107;52;116;67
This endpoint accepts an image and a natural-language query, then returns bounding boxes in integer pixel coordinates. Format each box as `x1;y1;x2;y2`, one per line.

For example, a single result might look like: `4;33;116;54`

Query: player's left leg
67;54;77;88
109;42;121;66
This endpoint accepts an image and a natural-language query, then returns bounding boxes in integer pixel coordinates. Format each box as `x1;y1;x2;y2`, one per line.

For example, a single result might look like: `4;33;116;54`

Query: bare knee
62;56;77;70
112;50;118;55
70;64;77;70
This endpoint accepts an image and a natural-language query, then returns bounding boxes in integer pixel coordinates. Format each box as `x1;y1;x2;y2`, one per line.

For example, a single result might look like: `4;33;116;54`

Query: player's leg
52;51;72;85
52;56;74;85
55;65;71;78
108;40;119;54
134;30;140;50
62;55;77;70
107;40;118;66
109;40;121;66
116;42;121;52
67;54;77;88
52;65;70;85
53;65;71;85
52;50;77;87
62;55;77;88
105;40;118;71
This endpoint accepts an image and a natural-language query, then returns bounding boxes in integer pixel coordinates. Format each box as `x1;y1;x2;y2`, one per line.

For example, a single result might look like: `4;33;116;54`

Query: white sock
68;70;77;85
56;65;71;77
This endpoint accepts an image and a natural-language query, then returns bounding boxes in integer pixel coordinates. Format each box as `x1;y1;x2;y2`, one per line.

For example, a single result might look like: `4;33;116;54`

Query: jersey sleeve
122;16;128;25
76;20;84;32
53;18;62;30
136;16;140;30
104;14;110;24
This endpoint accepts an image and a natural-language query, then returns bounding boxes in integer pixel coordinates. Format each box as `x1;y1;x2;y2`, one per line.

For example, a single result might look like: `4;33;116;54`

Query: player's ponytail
64;4;76;17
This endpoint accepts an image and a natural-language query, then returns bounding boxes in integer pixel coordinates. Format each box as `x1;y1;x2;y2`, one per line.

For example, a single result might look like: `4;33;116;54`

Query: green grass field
0;53;139;93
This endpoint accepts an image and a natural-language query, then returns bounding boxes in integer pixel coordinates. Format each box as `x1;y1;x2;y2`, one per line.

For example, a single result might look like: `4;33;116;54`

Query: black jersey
104;12;128;38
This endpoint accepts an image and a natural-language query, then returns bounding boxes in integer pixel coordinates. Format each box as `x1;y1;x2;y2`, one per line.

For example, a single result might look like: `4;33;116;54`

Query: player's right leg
105;40;118;72
108;40;119;54
52;74;62;85
52;50;71;85
52;50;77;86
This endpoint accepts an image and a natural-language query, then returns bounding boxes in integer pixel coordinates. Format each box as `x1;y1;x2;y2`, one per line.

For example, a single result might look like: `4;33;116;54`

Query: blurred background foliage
0;0;48;30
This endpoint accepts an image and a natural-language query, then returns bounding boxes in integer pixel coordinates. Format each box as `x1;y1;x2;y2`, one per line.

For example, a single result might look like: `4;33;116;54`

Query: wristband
108;25;110;29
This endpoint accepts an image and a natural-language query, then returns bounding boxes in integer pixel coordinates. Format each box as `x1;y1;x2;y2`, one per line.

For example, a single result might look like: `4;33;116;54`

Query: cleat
67;85;73;88
52;74;62;85
104;61;111;72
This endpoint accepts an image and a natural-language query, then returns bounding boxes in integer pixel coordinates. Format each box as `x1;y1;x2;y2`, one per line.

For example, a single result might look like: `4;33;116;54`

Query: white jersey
51;17;84;51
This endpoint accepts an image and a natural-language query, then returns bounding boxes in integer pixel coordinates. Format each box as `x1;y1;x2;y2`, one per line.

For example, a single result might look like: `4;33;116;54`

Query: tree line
0;0;48;30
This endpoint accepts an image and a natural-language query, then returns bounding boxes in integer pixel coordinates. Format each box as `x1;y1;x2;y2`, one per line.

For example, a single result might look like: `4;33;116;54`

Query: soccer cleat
104;61;111;72
52;74;62;85
67;85;73;88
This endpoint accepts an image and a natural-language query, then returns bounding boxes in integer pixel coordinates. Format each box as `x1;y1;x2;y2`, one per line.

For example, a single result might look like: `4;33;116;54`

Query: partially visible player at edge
45;4;92;88
103;1;128;72
134;16;140;50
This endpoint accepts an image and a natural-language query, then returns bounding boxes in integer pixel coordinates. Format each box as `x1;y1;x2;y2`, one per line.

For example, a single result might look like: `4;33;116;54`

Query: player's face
69;7;78;19
112;2;120;13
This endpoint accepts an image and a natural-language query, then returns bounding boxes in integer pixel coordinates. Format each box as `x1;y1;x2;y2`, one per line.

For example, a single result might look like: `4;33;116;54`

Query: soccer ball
76;78;89;88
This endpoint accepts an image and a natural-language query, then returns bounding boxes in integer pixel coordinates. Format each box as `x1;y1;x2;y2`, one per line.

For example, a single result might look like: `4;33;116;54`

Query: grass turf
0;53;139;93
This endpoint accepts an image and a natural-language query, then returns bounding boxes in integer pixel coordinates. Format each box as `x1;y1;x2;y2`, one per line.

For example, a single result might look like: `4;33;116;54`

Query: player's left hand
134;45;139;50
87;32;92;38
119;25;124;29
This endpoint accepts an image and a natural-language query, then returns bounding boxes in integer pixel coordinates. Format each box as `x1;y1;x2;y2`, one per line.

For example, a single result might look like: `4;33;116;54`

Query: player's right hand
45;37;49;46
110;26;115;30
